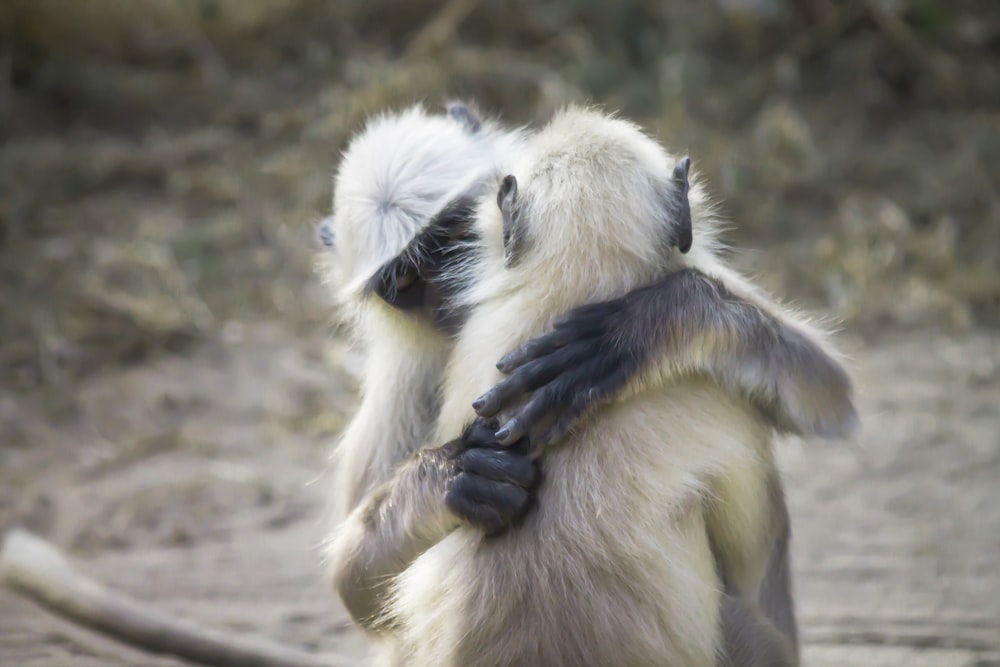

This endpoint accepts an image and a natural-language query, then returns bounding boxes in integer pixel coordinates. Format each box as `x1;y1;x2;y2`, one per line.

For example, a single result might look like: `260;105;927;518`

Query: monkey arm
472;267;858;452
327;422;538;633
328;445;461;634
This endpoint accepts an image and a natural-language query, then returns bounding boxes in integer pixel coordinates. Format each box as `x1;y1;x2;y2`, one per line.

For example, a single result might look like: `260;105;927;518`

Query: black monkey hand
472;291;652;455
444;419;539;536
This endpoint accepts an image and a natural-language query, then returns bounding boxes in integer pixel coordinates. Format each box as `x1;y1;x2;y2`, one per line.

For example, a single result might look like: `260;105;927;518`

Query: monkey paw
444;420;539;535
472;298;637;454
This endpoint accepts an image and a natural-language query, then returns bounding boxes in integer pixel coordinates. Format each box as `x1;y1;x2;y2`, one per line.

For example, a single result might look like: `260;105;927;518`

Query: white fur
319;108;531;667
326;104;523;314
319;104;524;522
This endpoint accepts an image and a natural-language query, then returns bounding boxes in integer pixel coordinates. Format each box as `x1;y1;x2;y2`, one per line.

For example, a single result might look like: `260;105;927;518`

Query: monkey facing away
324;107;856;664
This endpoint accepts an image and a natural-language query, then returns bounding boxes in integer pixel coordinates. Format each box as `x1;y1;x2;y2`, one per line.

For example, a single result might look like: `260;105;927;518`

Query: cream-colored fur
387;108;780;666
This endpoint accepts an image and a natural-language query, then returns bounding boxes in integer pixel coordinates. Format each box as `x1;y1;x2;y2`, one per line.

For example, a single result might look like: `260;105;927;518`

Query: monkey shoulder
472;267;722;450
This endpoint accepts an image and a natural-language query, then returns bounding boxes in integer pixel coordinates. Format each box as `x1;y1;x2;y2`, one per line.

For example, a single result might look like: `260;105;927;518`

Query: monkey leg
756;484;799;658
718;593;798;667
714;476;799;667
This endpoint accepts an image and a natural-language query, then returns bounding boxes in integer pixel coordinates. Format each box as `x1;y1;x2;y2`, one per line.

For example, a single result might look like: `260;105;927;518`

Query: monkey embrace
317;102;859;666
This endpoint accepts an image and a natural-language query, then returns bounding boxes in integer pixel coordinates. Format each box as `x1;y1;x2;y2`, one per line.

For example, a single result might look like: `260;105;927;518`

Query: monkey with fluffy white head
317;103;526;529
325;106;857;665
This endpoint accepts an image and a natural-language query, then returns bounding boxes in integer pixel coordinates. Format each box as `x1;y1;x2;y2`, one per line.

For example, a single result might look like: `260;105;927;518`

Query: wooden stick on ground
0;528;348;667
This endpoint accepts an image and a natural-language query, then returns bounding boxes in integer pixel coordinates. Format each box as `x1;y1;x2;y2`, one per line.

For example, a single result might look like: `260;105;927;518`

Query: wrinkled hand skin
445;419;540;535
472;297;638;455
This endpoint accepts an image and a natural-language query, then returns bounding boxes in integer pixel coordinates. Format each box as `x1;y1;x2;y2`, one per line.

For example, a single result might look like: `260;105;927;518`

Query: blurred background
0;1;997;665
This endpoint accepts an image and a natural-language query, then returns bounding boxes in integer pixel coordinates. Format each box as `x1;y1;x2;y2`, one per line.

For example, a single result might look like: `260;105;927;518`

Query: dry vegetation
1;0;997;391
0;1;998;665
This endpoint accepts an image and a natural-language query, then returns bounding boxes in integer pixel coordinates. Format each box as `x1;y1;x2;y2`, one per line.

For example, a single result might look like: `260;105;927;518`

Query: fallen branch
1;528;348;667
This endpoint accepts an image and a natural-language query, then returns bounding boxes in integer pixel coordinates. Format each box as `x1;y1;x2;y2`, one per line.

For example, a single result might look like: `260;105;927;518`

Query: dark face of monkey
360;196;481;336
319;101;491;334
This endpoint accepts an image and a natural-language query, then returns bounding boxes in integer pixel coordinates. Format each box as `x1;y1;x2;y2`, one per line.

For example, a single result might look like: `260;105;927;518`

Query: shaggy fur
319;103;524;530
386;108;783;665
323;104;858;666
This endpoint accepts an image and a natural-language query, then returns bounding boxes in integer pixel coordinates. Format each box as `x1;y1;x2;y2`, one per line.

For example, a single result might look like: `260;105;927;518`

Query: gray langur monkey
317;103;524;530
324;106;858;666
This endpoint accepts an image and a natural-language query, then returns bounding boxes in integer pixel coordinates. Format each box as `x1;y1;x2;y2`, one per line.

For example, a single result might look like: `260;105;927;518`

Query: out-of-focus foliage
0;0;998;391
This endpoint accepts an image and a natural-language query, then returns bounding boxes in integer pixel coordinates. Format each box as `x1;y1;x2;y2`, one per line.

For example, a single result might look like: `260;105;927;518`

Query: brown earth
1;2;998;665
1;325;998;666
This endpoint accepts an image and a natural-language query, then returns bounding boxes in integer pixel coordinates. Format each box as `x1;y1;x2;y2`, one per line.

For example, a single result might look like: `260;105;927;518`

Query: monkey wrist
398;449;463;540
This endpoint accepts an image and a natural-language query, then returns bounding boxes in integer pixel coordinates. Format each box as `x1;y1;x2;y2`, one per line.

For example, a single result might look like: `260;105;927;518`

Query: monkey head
476;107;698;307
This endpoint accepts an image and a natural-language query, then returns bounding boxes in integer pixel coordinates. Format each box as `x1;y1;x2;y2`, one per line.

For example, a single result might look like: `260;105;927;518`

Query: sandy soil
1;322;998;666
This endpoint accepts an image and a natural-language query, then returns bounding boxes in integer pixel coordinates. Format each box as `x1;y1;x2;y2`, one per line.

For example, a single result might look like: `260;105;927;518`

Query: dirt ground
1;2;998;665
1;324;998;666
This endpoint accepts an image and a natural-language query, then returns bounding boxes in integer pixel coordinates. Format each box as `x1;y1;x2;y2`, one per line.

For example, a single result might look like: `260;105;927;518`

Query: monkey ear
447;101;483;134
497;175;524;268
319;216;336;248
670;157;693;254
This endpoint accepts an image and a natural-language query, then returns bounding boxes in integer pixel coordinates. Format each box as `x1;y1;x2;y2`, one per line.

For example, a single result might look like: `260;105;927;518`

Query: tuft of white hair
325;104;524;313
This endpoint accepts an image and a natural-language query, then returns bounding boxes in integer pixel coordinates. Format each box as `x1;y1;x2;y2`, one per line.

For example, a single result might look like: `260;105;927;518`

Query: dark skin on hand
472;296;642;455
443;419;539;536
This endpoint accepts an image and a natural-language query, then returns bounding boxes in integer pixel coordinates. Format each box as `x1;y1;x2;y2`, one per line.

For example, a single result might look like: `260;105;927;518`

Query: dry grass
1;0;998;391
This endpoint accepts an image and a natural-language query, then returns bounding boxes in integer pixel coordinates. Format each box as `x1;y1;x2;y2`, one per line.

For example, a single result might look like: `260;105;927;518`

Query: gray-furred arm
328;446;459;633
474;267;858;451
328;423;537;634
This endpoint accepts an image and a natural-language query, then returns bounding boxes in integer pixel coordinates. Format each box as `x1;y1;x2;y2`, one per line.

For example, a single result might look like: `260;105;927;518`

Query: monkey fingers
473;298;642;420
479;298;634;426
445;472;533;535
495;316;606;373
473;347;585;420
456;448;538;489
459;418;504;448
506;360;635;453
484;314;638;449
